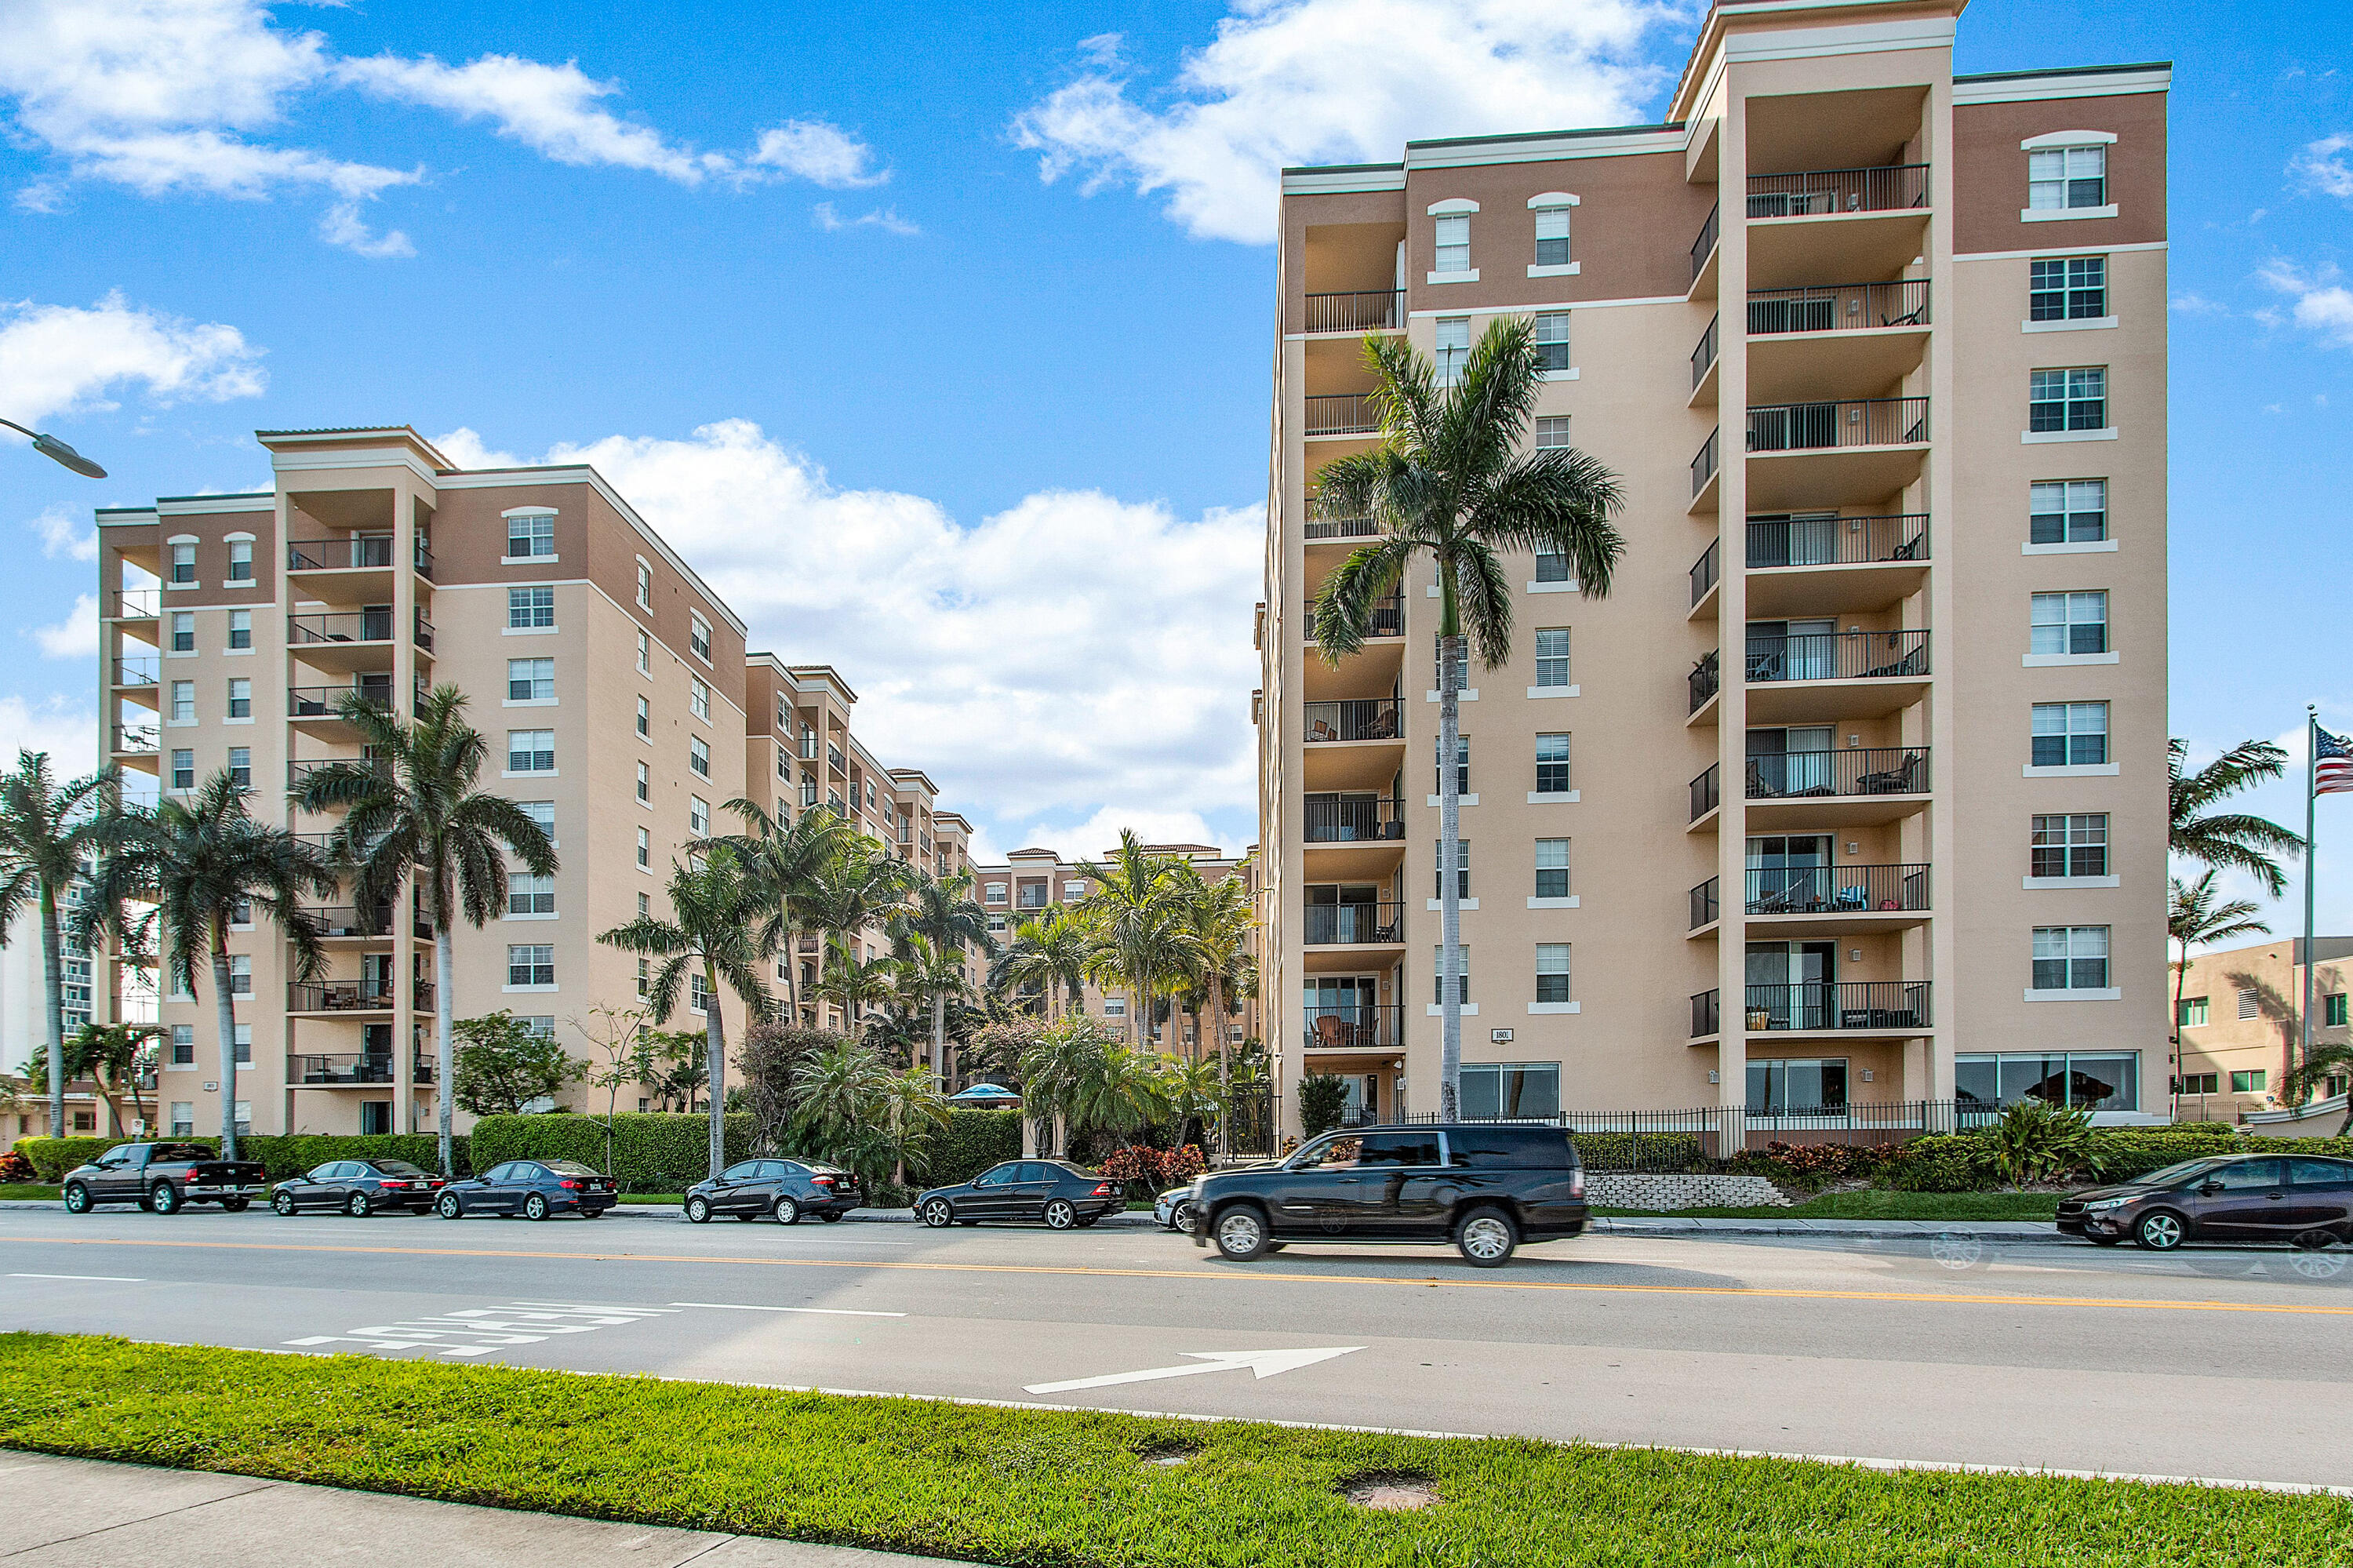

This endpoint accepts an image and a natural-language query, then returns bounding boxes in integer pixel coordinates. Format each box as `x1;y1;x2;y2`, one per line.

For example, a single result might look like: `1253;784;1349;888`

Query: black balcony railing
289;536;392;570
112;658;158;688
287;1052;398;1086
1747;397;1929;453
111;723;158;755
289;757;389;791
289;684;403;719
1691;203;1721;282
1692;989;1721;1037
1691;428;1719;497
1304;698;1401;742
1304;900;1405;946
307;905;418;939
1744;629;1929;683
1304;1003;1403;1052
1691;314;1720;390
1305;394;1379;436
1689;649;1720;714
1746;746;1929;800
111;588;160;619
1746;163;1929;217
1745;864;1929;916
1690;763;1720;823
1305;795;1406;843
1689;538;1719;606
1747;513;1928;569
1740;981;1932;1031
1747;279;1929;334
1689;877;1719;930
1304;290;1404;333
289;609;393;646
289;980;435;1012
1304;593;1401;639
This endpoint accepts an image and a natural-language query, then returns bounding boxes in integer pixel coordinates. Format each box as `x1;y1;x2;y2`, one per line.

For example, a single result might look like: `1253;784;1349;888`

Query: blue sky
0;0;2346;937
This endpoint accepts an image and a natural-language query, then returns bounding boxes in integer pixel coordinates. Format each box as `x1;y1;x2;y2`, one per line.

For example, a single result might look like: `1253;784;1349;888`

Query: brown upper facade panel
1954;92;2166;254
146;507;277;609
1402;151;1711;310
580;484;748;703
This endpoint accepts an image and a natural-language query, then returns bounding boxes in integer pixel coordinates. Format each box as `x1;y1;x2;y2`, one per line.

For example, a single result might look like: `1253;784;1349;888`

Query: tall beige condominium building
2171;938;2353;1125
1258;0;2168;1134
95;426;968;1138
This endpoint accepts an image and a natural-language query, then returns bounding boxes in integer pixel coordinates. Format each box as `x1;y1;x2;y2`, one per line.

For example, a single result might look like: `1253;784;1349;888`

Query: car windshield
370;1160;430;1177
2135;1157;2234;1187
544;1160;602;1177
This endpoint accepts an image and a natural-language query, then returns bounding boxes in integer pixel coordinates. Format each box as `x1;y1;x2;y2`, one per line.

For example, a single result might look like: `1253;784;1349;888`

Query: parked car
1187;1123;1587;1268
916;1159;1122;1230
684;1159;860;1224
1153;1184;1197;1232
60;1142;270;1215
270;1158;446;1217
434;1159;616;1221
2056;1153;2353;1250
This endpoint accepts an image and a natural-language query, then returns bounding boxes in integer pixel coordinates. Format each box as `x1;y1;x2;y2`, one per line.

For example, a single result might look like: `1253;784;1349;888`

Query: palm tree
2169;871;2269;1108
888;868;997;1090
889;933;971;1079
2169;738;2301;897
1067;1043;1170;1147
0;751;122;1141
813;935;903;1033
798;839;912;1025
1160;1056;1225;1149
721;800;853;1028
1078;831;1185;1049
787;1036;893;1182
1171;864;1253;1107
991;910;1091;1021
1313;318;1626;1119
293;686;558;1174
2282;1043;2353;1133
1017;1019;1117;1157
875;1064;951;1188
79;772;336;1159
598;843;775;1181
68;1021;165;1134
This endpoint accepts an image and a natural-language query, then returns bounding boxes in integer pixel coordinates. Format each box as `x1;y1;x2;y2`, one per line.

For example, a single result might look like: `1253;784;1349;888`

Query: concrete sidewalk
0;1450;980;1567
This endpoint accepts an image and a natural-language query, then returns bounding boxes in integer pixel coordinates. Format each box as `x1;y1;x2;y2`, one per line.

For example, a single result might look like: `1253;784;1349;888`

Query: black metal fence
1745;864;1929;915
1304;698;1401;742
1689;762;1720;823
1746;162;1929;217
1691;427;1719;496
1690;203;1720;282
1690;313;1719;390
1689;650;1721;713
1744;628;1929;683
1304;900;1405;946
1737;980;1932;1032
1303;1003;1404;1053
1305;795;1405;842
1747;746;1929;801
1747;513;1927;569
1689;876;1719;930
1689;537;1719;606
1304;594;1401;639
1747;279;1929;333
1747;397;1929;452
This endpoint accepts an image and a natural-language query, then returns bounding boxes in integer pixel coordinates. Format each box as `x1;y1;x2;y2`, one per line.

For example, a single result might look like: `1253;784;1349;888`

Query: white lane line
10;1272;146;1282
670;1301;907;1317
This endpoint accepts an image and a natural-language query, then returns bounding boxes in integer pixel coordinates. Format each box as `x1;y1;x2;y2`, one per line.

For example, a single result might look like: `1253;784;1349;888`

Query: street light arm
0;417;107;478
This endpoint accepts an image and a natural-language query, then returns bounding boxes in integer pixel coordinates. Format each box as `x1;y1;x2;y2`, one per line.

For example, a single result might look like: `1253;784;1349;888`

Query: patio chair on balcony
1862;645;1927;680
1857;753;1925;795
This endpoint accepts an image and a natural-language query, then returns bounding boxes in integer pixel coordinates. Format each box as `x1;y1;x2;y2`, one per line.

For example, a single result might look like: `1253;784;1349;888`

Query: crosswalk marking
285;1300;681;1358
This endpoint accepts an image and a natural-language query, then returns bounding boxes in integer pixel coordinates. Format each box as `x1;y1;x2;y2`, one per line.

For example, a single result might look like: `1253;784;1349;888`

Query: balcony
1305;698;1400;743
1305;511;1377;541
310;905;428;940
1305;394;1378;438
1689;539;1720;611
1304;290;1403;334
1748;512;1927;569
112;657;158;691
111;588;161;623
1747;163;1928;219
1689;982;1932;1037
1690;428;1719;507
1689;650;1720;715
1305;795;1404;843
1744;864;1929;936
286;535;434;602
1747;165;1932;289
1748;398;1926;453
1689;763;1721;825
1304;900;1404;947
1745;398;1929;511
1746;746;1930;827
288;609;432;672
288;979;435;1013
1689;203;1721;293
111;722;159;757
1304;593;1401;642
1304;1003;1404;1053
1690;877;1719;931
289;757;389;793
1747;282;1931;405
1747;280;1928;336
287;1053;438;1086
1745;631;1928;724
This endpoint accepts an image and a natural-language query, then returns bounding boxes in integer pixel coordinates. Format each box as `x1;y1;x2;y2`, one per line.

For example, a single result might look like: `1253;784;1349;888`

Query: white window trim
2023;875;2121;890
502;768;560;780
503;697;560;707
221;716;254;726
1426;198;1479;215
502;911;560;922
1528;264;1582;278
502;505;559;516
1424;689;1478;702
1526;896;1580;910
2022;428;2118;444
500;554;560;566
502;624;561;636
1425;793;1479;807
1426;1002;1480;1017
1526;686;1581;700
2020;204;2118;223
2023;651;2119;668
2022;763;2118;778
2022;130;2118;150
1424;898;1480;912
1526;790;1580;804
1538;367;1580;381
2024;987;2122;1002
1526;193;1578;207
1527;1001;1581;1015
502;983;562;995
1526;580;1581;594
2022;316;2116;334
2022;540;2118;556
1426;270;1481;285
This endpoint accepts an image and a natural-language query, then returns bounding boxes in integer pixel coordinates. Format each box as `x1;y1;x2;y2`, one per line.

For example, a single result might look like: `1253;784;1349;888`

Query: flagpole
2302;705;2318;1102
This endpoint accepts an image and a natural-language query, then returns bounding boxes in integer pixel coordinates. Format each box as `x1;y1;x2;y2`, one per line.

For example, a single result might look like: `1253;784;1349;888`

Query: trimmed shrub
1297;1074;1346;1138
468;1114;751;1193
13;1133;469;1184
1567;1132;1707;1173
1876;1135;1993;1193
917;1109;1021;1190
2087;1130;2353;1182
1728;1141;1886;1192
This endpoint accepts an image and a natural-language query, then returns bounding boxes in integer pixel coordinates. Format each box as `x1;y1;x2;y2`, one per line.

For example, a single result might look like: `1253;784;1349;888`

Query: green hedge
467;1114;752;1194
12;1134;469;1184
1567;1132;1707;1173
922;1110;1022;1189
2087;1130;2353;1181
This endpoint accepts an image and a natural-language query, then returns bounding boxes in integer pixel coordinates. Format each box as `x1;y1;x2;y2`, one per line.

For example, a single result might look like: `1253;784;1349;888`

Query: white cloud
0;291;266;426
0;693;96;778
435;420;1261;839
1011;0;1674;243
2292;133;2353;200
1002;804;1228;864
30;594;97;659
751;120;888;187
2258;260;2353;349
812;201;918;235
28;507;96;562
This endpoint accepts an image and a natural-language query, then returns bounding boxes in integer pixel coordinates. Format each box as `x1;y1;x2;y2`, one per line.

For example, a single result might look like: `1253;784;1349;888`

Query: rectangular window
1433;214;1470;275
507;586;555;629
1535;733;1571;794
170;541;195;584
170;611;195;653
1432;945;1471;1005
227;608;250;650
690;613;711;662
1533;549;1572;584
636;696;650;737
2231;1069;2268;1094
1434;837;1470;899
229;954;251;996
507;658;554;702
2031;925;2110;991
2030;367;2106;431
1533;311;1570;373
226;746;250;788
1534;838;1569;898
1104;995;1126;1018
2329;993;2348;1028
689;677;710;722
690;972;711;1014
2030;479;2107;544
635;761;649;802
636;957;650;998
226;539;253;583
1435;734;1469;795
636;827;650;868
507;729;555;773
636;631;650;675
1533;204;1571;267
2029;256;2106;321
507;873;555;916
2028;144;2107;210
689;796;710;836
2178;995;2209;1028
1435;315;1471;386
507;512;555;557
169;681;195;723
2176;1071;2218;1095
170;749;194;790
171;1024;194;1064
2031;701;2107;767
2031;591;2108;655
1533;416;1571;450
689;736;710;777
2238;987;2260;1021
1064;879;1086;901
1747;1057;1849;1114
507;944;555;987
1533;628;1570;687
519;801;554;840
2030;813;2108;878
984;882;1007;904
168;1101;194;1135
226;678;250;719
232;1024;250;1064
636;562;653;608
1535;943;1572;1002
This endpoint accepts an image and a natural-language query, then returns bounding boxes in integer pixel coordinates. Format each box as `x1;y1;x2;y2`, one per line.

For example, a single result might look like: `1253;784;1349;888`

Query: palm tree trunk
2171;940;2190;1122
1438;624;1465;1122
435;918;456;1176
932;990;947;1095
704;963;726;1182
40;886;64;1140
210;924;241;1161
1214;975;1229;1165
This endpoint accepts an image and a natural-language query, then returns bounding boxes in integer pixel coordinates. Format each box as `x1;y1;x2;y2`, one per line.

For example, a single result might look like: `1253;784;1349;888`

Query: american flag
2319;726;2353;796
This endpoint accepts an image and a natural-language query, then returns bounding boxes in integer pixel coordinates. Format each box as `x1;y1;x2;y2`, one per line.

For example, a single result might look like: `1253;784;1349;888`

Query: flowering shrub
1164;1145;1206;1182
0;1150;35;1184
1096;1147;1154;1184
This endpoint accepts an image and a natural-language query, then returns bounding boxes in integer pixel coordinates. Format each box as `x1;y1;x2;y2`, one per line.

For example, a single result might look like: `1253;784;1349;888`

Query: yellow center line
1;1233;2345;1316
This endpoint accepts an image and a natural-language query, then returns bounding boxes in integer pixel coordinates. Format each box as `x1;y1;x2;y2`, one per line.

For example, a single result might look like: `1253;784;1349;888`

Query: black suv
1188;1123;1586;1267
684;1159;861;1224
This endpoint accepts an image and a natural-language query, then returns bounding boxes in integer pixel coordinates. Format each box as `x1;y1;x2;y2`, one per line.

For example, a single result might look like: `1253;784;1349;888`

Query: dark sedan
685;1159;860;1224
435;1159;616;1221
271;1158;446;1217
917;1160;1122;1230
2057;1154;2353;1250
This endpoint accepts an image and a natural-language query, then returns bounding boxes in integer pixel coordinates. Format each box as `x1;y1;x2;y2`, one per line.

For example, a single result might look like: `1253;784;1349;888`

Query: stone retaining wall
1587;1172;1789;1210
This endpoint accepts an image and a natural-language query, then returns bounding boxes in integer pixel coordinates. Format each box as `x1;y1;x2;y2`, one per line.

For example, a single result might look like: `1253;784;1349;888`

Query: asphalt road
3;1205;2349;1489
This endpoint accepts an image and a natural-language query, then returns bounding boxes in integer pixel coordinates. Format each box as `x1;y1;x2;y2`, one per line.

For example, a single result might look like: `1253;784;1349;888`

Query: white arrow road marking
10;1272;146;1282
1024;1347;1362;1395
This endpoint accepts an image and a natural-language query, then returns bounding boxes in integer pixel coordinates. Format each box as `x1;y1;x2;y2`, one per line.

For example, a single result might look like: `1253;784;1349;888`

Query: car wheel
436;1192;464;1219
524;1193;550;1221
685;1195;712;1224
62;1182;90;1214
221;1198;249;1212
773;1195;801;1226
271;1191;296;1217
1456;1206;1518;1268
1043;1198;1079;1231
2134;1210;2186;1251
920;1198;955;1228
1213;1204;1271;1261
1168;1200;1194;1233
149;1183;180;1215
819;1211;844;1223
346;1192;372;1218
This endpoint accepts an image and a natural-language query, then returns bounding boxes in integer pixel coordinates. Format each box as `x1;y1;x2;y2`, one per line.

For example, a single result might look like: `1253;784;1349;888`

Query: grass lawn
1595;1191;2061;1222
615;1194;682;1206
0;1185;57;1202
1;1335;2343;1566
